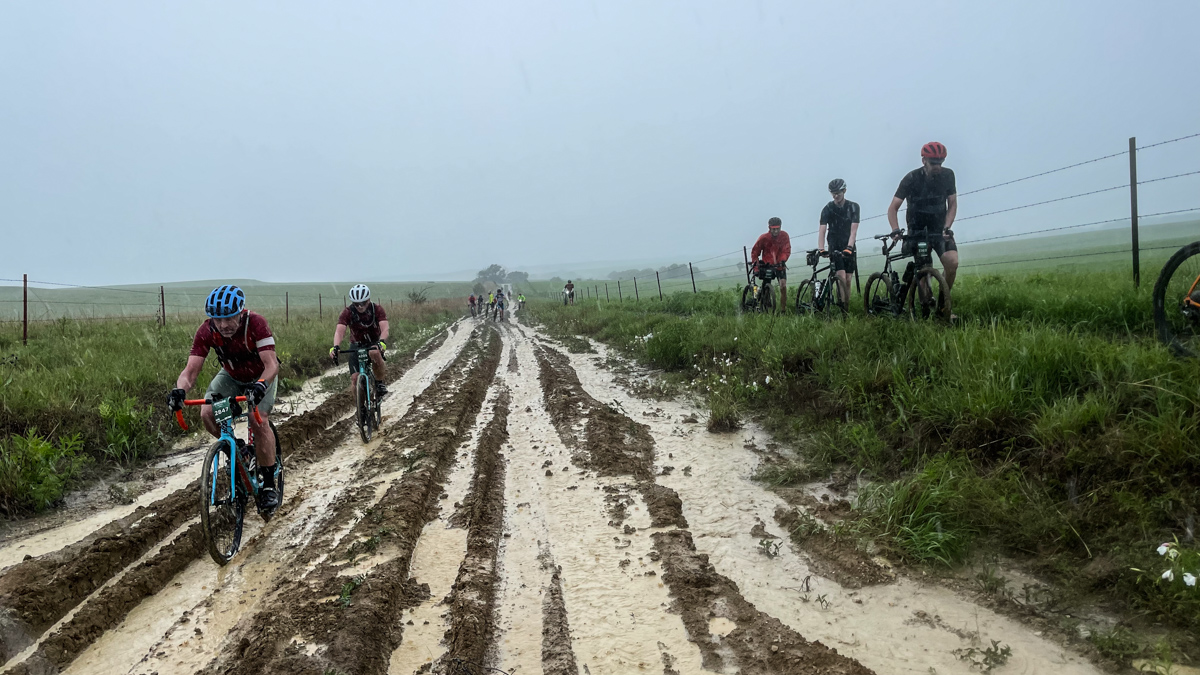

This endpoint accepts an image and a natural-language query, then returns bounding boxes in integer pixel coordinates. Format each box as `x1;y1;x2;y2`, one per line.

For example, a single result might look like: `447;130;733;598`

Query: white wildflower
1162;569;1175;582
765;376;772;385
1158;543;1171;556
1185;573;1197;587
734;337;738;341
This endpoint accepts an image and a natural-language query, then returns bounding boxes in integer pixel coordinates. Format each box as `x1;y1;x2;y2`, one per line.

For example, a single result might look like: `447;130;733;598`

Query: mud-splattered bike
863;229;952;320
175;395;284;565
334;342;385;442
741;262;782;313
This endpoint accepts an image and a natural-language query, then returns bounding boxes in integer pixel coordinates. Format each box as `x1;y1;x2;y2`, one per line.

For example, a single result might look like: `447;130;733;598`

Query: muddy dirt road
0;316;1107;675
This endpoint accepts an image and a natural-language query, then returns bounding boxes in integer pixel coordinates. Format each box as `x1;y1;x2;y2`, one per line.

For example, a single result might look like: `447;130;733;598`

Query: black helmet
828;178;846;193
768;217;782;228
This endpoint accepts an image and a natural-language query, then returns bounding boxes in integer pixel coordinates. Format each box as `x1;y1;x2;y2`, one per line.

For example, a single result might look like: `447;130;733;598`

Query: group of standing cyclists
749;141;958;313
167;283;390;516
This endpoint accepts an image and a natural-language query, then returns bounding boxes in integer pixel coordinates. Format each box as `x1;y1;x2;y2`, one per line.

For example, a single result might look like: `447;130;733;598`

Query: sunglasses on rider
353;301;369;308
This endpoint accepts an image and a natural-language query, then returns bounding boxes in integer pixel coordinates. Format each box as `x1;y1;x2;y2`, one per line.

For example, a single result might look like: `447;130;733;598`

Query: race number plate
358;349;370;365
212;398;234;424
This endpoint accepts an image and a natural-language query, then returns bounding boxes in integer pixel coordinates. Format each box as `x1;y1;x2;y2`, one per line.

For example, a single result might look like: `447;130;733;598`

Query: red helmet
921;142;948;160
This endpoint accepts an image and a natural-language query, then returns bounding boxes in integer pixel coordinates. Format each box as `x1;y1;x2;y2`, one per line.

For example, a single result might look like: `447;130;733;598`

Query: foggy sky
2;0;1198;285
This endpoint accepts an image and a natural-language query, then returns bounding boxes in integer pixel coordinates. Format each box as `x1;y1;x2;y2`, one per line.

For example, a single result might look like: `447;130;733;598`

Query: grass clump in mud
521;279;1200;634
0;431;88;514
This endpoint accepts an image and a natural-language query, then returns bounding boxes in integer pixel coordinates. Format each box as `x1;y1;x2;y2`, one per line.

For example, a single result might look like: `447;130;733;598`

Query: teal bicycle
175;395;284;565
334;342;384;442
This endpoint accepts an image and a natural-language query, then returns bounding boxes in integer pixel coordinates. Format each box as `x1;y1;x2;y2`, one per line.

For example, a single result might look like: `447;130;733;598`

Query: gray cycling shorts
205;370;277;415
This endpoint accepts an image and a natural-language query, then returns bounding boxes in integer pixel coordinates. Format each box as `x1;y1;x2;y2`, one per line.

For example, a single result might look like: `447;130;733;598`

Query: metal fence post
285;292;289;324
656;271;662;300
1129;136;1140;287
689;263;697;293
22;273;28;346
319;293;322;318
618;280;623;302
160;285;166;326
634;277;639;301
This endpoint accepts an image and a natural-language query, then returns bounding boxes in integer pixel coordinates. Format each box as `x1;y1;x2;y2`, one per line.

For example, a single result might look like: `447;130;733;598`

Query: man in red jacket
750;217;792;311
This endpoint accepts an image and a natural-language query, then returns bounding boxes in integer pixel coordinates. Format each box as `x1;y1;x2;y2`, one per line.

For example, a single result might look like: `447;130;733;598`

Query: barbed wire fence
549;131;1200;302
4;133;1199;341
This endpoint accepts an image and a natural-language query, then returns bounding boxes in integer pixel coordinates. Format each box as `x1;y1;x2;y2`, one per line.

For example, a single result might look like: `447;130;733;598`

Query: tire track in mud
531;338;874;675
0;328;452;673
431;388;509;671
201;327;501;675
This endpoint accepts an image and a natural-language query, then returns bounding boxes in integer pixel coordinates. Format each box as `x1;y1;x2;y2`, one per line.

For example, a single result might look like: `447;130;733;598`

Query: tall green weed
0;430;88;514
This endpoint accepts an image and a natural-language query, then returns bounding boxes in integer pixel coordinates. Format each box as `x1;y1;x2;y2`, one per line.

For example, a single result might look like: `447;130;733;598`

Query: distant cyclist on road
819;179;860;308
494;288;507;320
329;284;390;398
468;294;477;317
518;293;526;309
168;285;280;514
750;217;792;310
564;280;575;305
887;142;959;289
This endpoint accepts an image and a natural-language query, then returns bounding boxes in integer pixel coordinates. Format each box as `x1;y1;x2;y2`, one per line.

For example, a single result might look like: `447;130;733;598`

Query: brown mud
652;528;874;675
435;389;509;671
774;506;894;590
200;327;500;675
0;330;448;668
541;562;578;675
532;340;874;675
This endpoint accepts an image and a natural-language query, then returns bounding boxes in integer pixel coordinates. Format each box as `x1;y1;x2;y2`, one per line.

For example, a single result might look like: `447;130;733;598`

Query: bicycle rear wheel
200;440;244;565
907;268;951;320
356;374;372;443
1153;241;1200;357
794;280;815;315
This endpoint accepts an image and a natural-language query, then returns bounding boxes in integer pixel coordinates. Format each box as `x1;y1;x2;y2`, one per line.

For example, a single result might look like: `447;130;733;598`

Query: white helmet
349;284;371;303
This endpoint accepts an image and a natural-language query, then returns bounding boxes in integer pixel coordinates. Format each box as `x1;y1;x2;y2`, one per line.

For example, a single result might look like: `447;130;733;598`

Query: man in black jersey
887;141;959;288
818;178;859;308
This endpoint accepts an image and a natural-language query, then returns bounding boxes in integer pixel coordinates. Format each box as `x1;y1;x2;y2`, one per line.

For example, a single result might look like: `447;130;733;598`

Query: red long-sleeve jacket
751;231;791;266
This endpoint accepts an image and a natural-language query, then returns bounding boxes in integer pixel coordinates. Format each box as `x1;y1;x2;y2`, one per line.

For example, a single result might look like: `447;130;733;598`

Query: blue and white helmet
205;285;245;318
349;284;371;303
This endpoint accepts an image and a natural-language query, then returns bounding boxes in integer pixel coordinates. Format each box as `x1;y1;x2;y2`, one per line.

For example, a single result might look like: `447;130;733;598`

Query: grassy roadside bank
0;301;457;515
522;272;1199;658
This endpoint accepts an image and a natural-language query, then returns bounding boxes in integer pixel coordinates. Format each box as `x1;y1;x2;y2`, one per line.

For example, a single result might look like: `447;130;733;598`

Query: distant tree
505;270;530;286
407;286;431;305
471;282;486;296
474;264;507;286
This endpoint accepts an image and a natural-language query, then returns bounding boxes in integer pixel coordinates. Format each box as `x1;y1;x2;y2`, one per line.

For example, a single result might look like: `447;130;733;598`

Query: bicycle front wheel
760;284;777;313
740;285;755;313
907;268;952;321
200;440;244;565
1153;241;1200;357
356;374;372;443
794;280;815;315
864;273;893;317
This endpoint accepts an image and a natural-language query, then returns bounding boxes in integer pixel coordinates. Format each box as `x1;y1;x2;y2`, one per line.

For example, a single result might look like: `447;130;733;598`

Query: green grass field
0;301;456;515
522;253;1200;642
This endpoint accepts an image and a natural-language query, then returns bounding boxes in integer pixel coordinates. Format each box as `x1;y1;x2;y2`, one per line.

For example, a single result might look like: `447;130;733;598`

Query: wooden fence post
1129;136;1140;287
689;263;696;293
656;271;662;300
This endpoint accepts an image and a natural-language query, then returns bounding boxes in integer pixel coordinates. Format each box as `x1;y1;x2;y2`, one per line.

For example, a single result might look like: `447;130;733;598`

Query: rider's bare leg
941;250;959;289
370;349;386;382
778;279;787;312
199;405;220;438
836;270;851;306
250;411;275;467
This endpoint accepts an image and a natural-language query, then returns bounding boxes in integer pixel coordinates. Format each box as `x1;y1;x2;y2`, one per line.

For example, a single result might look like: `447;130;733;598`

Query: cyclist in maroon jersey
750;217;792;310
168;285;281;513
329;284;390;397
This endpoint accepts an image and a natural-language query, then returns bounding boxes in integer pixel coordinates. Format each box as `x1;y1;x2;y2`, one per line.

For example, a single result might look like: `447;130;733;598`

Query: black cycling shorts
831;251;857;274
902;231;958;258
